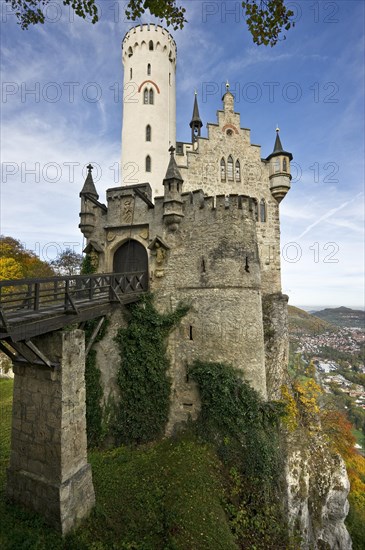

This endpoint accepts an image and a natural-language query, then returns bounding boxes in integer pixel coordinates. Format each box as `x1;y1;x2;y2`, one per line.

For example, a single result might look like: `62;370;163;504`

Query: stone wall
6;330;95;535
262;292;290;400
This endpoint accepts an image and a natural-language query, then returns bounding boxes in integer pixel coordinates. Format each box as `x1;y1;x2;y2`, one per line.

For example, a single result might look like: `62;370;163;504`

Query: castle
79;24;293;427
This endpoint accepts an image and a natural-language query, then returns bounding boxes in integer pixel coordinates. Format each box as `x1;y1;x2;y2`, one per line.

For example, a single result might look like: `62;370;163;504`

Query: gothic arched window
128;47;133;57
235;160;241;181
147;63;151;75
283;158;288;172
227;155;234;181
220;158;226;181
149;89;154;104
146;125;151;142
143;88;149;104
260;199;266;223
149;40;154;51
146;155;151;172
275;158;280;173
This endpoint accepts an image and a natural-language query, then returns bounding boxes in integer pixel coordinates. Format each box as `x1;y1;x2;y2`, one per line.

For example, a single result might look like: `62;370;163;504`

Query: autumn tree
0;236;54;281
6;0;295;46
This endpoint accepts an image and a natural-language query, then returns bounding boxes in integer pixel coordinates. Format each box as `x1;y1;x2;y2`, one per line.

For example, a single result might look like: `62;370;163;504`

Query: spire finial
169;145;175;156
194;89;197;96
87;164;93;174
276;125;280;133
226;80;230;91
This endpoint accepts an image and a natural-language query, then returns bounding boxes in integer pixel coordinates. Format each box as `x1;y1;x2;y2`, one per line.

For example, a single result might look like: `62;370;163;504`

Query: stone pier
6;329;95;535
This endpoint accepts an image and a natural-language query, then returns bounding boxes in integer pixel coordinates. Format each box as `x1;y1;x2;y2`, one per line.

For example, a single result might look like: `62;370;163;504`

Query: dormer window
147;63;151;75
220;158;226;181
227;155;234;181
149;41;154;51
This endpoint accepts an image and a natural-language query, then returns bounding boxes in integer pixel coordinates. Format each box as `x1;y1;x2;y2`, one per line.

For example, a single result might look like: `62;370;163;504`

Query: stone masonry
6;330;95;534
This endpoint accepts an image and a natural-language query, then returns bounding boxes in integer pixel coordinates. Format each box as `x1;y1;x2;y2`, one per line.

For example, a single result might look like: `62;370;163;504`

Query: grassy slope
288;305;337;335
0;379;236;550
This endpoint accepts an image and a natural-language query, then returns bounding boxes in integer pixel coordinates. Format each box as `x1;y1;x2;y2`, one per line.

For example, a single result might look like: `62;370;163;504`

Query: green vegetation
6;0;296;46
313;306;365;330
0;379;237;549
84;318;109;448
190;360;290;548
114;293;189;445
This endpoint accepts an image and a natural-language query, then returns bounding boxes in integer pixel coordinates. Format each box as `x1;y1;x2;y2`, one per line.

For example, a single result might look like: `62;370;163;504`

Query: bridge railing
0;271;148;320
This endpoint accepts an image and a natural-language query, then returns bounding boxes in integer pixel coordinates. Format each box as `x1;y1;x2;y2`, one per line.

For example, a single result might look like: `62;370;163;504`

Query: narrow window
149;88;154;104
149;40;154;51
220;158;226;181
146;155;151;172
227;155;234;181
147;63;151;75
235;160;241;181
143;88;148;104
189;326;193;340
169;72;171;85
275;158;280;173
128;47;133;57
146;124;151;141
130;68;132;79
260;199;266;222
283;157;288;171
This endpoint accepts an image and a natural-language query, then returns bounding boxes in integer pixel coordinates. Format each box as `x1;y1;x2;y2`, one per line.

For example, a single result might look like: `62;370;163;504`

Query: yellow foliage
0;257;23;281
280;384;298;430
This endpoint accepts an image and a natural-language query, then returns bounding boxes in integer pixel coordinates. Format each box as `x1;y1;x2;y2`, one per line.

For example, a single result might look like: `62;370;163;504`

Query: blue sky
0;0;364;308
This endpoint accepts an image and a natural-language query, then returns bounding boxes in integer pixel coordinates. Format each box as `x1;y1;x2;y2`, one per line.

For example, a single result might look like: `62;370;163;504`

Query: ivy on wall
189;360;291;548
114;293;189;445
82;253;105;448
84;317;109;448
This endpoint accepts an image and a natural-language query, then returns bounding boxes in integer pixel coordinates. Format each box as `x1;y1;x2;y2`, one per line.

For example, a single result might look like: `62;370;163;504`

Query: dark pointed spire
273;127;284;153
80;164;99;199
266;128;293;161
190;91;203;143
190;91;202;128
164;146;183;181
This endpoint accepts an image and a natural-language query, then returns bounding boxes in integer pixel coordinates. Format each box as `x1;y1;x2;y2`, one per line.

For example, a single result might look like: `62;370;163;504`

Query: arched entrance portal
113;239;148;292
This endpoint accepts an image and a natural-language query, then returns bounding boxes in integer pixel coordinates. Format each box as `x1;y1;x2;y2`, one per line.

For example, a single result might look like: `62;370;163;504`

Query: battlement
122;24;177;60
153;190;258;224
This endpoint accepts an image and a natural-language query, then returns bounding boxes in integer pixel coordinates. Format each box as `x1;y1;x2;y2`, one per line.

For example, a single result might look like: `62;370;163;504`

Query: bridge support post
6;330;95;535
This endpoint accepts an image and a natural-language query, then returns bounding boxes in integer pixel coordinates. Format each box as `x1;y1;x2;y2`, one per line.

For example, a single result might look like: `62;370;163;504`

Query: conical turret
79;164;98;238
266;128;293;203
163;146;184;231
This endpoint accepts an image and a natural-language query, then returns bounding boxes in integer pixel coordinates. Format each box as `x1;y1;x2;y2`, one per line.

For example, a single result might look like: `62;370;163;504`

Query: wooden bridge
0;271;147;367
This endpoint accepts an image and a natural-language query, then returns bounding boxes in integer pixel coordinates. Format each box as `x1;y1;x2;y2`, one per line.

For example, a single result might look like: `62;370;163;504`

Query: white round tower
121;24;177;197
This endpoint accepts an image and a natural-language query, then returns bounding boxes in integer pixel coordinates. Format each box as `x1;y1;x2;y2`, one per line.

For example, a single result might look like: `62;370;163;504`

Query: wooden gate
113;240;148;292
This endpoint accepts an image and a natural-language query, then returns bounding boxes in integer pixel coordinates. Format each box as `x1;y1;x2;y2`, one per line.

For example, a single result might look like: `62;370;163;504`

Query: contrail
295;192;363;240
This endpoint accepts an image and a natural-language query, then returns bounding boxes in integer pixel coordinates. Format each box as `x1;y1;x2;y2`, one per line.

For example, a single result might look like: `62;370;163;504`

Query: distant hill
312;307;365;329
288;305;337;336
